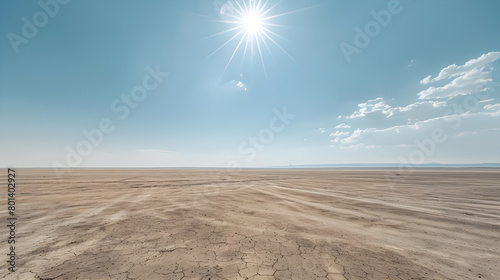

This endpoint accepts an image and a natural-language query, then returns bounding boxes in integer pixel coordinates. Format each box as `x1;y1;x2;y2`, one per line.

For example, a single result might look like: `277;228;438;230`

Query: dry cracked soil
0;168;499;280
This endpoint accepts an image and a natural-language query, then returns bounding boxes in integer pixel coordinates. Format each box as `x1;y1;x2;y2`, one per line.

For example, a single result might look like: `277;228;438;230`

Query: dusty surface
0;168;499;280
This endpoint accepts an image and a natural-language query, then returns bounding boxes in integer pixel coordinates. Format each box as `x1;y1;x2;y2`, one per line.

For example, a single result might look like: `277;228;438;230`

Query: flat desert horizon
3;0;500;279
1;168;499;280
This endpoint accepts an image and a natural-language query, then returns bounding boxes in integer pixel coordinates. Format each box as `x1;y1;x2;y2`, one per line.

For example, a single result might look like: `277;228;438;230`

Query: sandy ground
0;168;499;280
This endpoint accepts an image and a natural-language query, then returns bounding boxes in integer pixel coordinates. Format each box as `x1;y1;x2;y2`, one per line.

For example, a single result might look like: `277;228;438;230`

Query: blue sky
1;0;499;168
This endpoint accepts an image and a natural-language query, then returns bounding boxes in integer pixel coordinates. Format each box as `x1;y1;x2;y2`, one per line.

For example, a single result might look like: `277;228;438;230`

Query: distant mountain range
271;163;500;168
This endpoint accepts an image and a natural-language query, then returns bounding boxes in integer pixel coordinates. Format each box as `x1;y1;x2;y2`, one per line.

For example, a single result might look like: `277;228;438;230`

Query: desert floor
0;168;499;280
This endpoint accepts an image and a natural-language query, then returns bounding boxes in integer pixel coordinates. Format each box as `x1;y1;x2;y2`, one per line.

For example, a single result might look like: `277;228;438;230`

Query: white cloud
417;68;493;99
335;123;351;129
339;143;377;149
384;100;447;119
347;97;392;119
420;51;500;84
484;103;500;112
420;75;432;85
346;98;449;122
417;52;500;100
338;110;500;147
318;128;325;134
329;131;350;137
330;137;341;143
456;131;480;137
480;98;494;103
330;52;500;153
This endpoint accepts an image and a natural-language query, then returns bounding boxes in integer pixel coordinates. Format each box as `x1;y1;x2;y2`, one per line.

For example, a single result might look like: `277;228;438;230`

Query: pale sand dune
1;169;499;279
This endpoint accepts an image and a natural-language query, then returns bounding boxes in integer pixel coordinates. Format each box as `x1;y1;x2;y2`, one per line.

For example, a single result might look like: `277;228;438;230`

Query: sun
209;0;299;78
244;13;263;34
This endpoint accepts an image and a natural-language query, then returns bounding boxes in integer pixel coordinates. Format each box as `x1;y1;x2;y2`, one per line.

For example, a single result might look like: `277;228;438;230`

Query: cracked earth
1;169;499;279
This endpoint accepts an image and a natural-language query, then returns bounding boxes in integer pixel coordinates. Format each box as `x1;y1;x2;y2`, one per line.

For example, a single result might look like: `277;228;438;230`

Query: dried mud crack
1;169;498;280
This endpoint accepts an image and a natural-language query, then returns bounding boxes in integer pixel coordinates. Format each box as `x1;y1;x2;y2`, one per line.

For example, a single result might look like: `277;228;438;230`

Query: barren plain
0;168;499;280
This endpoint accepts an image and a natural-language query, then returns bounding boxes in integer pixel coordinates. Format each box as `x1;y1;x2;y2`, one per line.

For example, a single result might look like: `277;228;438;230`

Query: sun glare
209;0;299;78
244;13;262;33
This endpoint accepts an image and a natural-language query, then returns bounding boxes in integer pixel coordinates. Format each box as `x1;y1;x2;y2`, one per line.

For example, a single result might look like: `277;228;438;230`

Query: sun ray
204;25;243;40
260;29;295;62
207;28;246;59
255;35;268;78
259;22;289;28
233;1;247;18
242;0;250;16
263;6;315;21
220;32;248;80
258;0;265;13
261;26;288;41
257;30;273;56
229;1;246;19
241;35;250;64
210;0;300;77
260;1;281;18
255;0;264;13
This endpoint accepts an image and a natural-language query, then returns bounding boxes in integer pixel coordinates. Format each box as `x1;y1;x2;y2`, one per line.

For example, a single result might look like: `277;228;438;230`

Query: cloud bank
329;52;500;151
